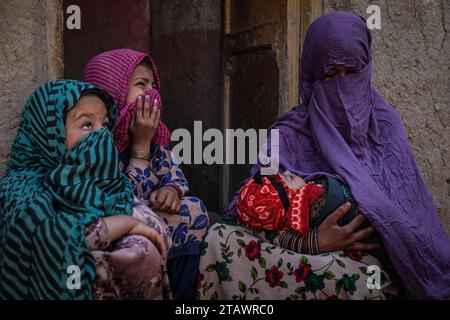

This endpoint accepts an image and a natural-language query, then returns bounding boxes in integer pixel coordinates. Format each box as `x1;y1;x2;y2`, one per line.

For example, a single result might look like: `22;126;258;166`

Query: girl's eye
136;82;145;87
82;123;93;130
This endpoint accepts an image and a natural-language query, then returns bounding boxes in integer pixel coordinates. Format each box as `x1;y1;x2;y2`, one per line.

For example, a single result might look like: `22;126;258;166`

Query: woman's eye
136;82;145;87
82;123;93;130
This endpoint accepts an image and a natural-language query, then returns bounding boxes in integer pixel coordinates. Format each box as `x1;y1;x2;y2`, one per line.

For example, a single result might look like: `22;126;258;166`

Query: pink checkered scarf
82;48;171;152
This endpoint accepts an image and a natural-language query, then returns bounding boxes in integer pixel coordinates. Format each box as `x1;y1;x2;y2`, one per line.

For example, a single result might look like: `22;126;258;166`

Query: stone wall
324;0;450;232
0;0;62;173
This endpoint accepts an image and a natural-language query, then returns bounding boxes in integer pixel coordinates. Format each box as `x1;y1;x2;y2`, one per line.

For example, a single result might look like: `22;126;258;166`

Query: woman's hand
102;215;167;261
317;202;382;253
129;95;160;152
150;186;181;214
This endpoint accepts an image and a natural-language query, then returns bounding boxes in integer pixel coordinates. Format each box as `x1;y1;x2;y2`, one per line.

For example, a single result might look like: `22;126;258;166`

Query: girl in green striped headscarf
0;80;172;299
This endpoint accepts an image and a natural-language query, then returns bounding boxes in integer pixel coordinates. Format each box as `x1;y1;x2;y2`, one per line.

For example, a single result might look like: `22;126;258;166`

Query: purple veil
225;12;450;299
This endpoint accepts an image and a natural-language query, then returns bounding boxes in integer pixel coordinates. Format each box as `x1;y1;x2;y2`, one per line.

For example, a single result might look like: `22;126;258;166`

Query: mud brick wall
0;0;62;174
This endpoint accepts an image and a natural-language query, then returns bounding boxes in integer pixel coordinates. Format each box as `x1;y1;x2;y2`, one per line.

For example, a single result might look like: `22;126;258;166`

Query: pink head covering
82;48;171;151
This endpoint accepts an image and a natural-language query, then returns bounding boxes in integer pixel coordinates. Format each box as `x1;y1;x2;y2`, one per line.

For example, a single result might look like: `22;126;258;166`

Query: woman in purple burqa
221;12;450;299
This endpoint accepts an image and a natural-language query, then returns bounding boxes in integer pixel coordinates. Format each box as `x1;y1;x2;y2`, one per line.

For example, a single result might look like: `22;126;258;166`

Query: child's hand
102;215;168;261
129;221;168;261
150;186;181;214
129;95;160;151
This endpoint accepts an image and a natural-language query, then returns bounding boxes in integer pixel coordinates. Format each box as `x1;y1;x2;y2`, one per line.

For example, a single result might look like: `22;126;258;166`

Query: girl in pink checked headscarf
83;49;209;300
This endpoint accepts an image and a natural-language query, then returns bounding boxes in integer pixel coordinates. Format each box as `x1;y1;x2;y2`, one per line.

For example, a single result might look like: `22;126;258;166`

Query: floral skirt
197;222;404;300
85;197;173;299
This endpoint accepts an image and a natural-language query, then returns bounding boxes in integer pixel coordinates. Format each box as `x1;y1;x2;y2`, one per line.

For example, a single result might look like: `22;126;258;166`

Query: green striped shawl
0;80;134;299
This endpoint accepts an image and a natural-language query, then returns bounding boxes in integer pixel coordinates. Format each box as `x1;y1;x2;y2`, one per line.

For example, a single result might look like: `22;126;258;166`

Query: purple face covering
224;12;450;299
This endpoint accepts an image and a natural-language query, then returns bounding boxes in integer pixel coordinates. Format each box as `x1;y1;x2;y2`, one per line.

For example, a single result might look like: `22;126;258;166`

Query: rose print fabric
197;222;405;300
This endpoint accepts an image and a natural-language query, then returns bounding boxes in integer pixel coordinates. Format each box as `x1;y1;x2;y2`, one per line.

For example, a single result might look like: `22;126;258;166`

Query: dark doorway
62;0;321;214
63;0;223;213
63;0;152;80
149;0;223;213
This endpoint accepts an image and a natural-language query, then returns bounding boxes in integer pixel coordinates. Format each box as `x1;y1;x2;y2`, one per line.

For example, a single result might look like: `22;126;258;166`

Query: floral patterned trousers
197;222;404;300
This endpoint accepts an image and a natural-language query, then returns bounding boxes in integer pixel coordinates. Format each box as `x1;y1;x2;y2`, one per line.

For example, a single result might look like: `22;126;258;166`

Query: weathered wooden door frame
219;0;323;211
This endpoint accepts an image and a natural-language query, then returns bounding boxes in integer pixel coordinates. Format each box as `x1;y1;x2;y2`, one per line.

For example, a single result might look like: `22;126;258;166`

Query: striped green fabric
0;80;134;299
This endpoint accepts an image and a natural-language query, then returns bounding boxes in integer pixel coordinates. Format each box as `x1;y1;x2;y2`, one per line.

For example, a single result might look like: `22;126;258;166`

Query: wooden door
221;0;323;209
